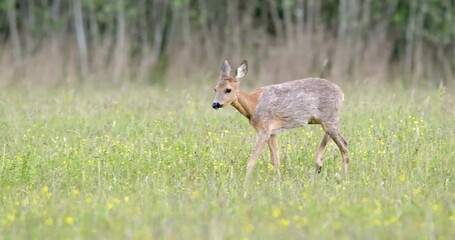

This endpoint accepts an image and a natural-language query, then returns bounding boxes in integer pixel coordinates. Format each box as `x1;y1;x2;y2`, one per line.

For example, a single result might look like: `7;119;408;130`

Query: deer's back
254;78;344;130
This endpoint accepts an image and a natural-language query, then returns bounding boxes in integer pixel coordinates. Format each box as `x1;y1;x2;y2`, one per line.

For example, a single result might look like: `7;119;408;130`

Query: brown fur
212;60;349;177
231;88;263;120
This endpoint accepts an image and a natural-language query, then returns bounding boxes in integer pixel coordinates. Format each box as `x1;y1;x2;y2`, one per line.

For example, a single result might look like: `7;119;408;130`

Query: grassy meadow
0;81;454;239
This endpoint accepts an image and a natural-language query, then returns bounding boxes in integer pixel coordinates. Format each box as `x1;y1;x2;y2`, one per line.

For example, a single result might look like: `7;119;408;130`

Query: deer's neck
231;88;262;120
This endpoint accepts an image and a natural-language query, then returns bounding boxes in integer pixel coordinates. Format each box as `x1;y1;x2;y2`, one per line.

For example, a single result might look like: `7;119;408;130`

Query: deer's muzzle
212;102;223;109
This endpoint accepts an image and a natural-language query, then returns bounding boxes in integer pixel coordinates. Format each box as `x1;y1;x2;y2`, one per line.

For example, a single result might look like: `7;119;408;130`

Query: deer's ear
220;60;231;77
235;60;248;80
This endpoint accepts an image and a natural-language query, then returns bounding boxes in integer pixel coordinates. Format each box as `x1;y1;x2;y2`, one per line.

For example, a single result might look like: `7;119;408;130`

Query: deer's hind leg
314;133;330;173
324;125;349;174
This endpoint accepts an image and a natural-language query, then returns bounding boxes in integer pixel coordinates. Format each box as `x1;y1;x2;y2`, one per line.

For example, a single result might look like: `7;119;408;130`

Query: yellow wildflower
45;217;54;225
245;223;254;233
279;218;290;228
71;189;80;197
64;216;74;225
384;216;397;225
272;208;281;218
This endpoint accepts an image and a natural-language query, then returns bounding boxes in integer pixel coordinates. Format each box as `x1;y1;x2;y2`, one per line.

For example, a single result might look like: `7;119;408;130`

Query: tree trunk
87;0;100;47
181;2;192;46
113;0;127;82
412;2;426;84
282;0;294;50
138;0;148;46
51;0;61;23
151;0;168;63
305;0;315;35
295;0;304;45
73;0;89;79
404;0;416;81
331;0;350;80
197;0;216;64
7;0;22;68
227;0;241;61
268;0;284;42
24;0;36;55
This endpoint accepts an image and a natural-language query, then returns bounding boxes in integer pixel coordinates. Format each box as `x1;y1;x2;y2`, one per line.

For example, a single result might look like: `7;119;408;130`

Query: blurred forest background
0;0;454;85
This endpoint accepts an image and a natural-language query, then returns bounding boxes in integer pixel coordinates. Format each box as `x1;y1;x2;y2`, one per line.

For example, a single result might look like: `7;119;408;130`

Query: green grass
0;82;454;239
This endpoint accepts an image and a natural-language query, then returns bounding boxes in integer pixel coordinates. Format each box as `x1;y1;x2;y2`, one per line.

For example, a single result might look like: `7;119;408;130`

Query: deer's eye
225;88;232;94
214;88;217;92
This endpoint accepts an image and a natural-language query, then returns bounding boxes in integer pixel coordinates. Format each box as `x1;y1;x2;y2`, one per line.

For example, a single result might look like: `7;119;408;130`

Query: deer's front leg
268;134;280;174
246;133;269;177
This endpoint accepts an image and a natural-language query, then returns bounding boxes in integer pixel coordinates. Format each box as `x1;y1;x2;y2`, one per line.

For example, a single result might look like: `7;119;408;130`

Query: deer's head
212;60;248;109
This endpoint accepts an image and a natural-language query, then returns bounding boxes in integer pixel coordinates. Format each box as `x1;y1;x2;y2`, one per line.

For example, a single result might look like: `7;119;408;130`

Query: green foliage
172;0;191;9
0;0;15;10
1;0;454;48
0;0;454;83
0;83;454;239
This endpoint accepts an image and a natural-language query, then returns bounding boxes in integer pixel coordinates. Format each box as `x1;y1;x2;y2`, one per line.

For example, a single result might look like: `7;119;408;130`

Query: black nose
212;102;222;109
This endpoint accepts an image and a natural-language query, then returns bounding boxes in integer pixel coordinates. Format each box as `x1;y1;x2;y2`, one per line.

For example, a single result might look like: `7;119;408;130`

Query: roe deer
212;59;349;177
